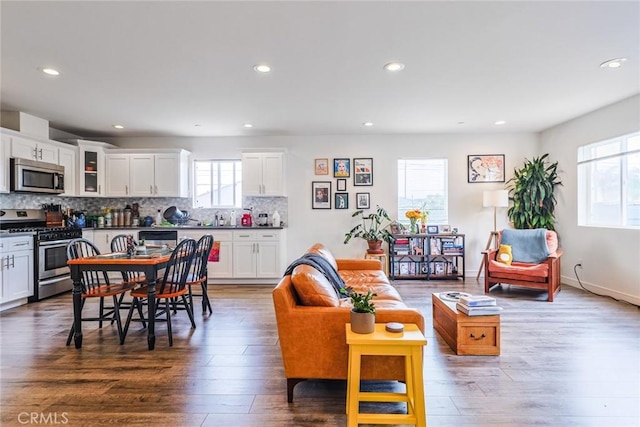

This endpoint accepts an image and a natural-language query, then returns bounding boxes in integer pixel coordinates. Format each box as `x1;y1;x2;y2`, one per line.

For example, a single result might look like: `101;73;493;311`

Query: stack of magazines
456;295;502;316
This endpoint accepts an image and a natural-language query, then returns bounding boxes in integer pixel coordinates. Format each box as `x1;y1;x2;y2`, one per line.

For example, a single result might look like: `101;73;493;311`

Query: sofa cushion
291;264;340;307
339;298;408;310
488;260;549;278
307;243;339;271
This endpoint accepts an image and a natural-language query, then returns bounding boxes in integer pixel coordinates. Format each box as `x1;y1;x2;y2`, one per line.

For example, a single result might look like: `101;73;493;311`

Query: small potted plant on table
341;288;377;334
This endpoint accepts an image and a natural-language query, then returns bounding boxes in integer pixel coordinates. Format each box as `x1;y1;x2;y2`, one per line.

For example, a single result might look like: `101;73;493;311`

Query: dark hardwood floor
1;280;638;426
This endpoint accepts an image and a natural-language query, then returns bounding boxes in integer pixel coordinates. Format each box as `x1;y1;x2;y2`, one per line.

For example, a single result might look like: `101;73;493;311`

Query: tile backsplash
0;194;288;226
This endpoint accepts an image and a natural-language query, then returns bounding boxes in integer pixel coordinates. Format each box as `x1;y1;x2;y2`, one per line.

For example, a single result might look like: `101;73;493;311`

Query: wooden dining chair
121;238;197;346
110;234;146;283
65;238;137;345
184;234;214;315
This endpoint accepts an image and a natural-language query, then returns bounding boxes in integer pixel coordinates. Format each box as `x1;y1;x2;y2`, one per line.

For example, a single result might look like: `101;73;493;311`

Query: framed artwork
427;225;439;234
333;158;351;177
467;154;505;183
337;178;347;191
312;181;331;209
335;192;349;209
353;158;373;186
439;224;452;234
356;192;370;209
314;158;329;175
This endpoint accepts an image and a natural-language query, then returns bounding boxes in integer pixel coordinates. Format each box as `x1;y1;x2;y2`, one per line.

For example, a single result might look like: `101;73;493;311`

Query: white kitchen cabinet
0;134;10;193
130;153;155;196
177;230;233;279
89;229;116;254
10;135;58;164
58;145;77;196
105;153;132;196
242;152;285;196
232;230;282;278
105;150;190;197
74;140;114;197
0;235;34;310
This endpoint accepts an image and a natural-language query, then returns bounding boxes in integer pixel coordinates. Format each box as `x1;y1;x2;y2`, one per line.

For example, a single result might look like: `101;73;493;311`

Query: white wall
540;94;640;304
109;132;538;277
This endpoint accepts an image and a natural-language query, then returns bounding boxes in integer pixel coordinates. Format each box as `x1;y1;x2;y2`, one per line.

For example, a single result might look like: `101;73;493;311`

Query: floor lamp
476;189;509;280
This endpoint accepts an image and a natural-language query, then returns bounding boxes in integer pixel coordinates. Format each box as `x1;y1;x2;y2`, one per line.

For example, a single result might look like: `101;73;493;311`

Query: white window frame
397;158;449;225
193;159;242;208
577;131;640;228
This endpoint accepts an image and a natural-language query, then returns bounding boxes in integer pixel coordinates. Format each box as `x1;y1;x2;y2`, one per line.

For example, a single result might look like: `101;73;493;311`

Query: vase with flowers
405;203;430;234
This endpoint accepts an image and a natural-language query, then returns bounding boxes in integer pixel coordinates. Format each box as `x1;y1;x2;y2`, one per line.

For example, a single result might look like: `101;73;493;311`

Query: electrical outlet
576;260;583;268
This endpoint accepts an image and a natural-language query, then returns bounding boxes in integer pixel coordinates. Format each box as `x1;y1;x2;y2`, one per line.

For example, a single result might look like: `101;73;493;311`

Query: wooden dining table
67;247;173;350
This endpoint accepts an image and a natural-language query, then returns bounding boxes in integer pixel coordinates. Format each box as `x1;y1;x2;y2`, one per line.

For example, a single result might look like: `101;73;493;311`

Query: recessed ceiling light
457;121;465;125
383;62;405;72
495;120;506;125
243;123;253;128
600;58;627;68
113;124;124;129
194;124;201;127
42;68;60;76
253;64;271;73
362;122;374;127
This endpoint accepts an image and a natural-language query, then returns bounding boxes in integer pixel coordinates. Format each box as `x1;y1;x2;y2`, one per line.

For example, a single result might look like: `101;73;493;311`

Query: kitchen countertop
83;225;285;231
0;231;36;238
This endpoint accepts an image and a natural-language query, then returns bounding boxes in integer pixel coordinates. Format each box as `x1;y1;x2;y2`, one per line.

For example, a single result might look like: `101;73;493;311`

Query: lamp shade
483;190;509;208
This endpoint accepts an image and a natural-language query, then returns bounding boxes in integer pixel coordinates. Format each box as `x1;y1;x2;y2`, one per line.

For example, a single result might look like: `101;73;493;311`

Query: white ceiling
1;1;638;139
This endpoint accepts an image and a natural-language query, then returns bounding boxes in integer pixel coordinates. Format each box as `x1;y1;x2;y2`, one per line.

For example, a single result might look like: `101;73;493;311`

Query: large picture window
397;159;448;225
193;160;242;208
577;131;640;227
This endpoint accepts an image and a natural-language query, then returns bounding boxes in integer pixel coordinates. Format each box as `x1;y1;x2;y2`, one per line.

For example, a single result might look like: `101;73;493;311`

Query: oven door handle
39;240;72;247
39;275;71;286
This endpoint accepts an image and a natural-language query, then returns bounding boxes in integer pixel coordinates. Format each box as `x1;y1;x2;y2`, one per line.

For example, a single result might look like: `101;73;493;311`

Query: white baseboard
562;275;640;306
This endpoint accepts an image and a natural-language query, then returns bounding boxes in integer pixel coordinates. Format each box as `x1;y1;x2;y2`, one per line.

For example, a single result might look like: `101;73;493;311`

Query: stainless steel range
0;209;83;301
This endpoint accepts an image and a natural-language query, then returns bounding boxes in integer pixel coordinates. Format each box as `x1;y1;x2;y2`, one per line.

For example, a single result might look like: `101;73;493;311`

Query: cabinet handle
126;185;129;195
14;242;30;247
39;148;43;159
256;243;259;253
154;185;158;194
10;254;15;268
469;333;486;341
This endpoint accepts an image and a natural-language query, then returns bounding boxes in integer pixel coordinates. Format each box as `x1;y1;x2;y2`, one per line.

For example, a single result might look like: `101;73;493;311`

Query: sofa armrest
336;258;382;271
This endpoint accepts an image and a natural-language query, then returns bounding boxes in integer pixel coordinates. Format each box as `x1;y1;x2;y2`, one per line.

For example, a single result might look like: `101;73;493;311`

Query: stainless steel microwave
10;158;65;194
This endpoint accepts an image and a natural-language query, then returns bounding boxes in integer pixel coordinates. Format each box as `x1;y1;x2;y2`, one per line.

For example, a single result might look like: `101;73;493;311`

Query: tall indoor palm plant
506;154;562;230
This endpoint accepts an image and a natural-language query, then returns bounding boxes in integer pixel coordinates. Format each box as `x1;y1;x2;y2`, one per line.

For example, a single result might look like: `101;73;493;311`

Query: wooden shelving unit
389;233;465;281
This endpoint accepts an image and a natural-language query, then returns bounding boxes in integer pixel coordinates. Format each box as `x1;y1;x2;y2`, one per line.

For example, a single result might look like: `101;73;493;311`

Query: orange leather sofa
272;243;425;402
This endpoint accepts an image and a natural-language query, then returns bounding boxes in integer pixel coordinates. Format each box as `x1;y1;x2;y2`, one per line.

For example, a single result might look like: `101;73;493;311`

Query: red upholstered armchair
483;229;563;302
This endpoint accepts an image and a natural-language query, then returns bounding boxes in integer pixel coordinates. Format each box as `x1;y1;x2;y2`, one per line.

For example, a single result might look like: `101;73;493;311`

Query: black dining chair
184;234;214;315
110;234;146;284
65;238;137;346
121;238;197;346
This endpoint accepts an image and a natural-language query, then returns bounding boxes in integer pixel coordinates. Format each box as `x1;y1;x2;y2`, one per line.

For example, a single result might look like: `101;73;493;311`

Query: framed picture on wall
337;178;347;191
467;154;505;183
335;193;349;209
312;181;331;209
356;192;370;209
314;158;329;175
353;158;373;186
333;158;351;177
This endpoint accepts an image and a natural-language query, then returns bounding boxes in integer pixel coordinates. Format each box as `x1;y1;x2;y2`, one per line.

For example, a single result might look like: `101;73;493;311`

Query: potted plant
343;205;394;253
506;154;562;230
341;288;377;334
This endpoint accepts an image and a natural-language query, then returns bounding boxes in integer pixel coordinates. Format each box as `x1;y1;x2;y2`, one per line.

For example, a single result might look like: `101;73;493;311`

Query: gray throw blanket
283;253;346;296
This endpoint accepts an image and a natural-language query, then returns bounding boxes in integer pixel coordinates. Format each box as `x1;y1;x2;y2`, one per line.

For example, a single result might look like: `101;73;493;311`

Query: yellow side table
364;252;389;277
345;323;427;427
